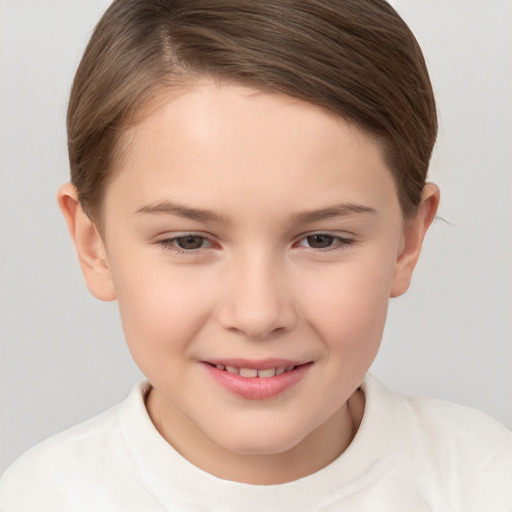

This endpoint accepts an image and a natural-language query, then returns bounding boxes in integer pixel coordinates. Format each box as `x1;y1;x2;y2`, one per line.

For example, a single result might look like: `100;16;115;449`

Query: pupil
177;235;204;250
308;234;334;248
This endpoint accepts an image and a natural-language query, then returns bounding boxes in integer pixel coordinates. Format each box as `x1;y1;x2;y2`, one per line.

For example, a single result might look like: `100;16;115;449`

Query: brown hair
68;0;437;223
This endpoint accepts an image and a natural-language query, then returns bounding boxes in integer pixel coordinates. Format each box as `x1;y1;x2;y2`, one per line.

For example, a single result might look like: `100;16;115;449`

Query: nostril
216;277;298;339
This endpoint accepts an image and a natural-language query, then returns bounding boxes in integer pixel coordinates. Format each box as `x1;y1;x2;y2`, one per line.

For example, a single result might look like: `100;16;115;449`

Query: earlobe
390;184;440;298
57;183;117;302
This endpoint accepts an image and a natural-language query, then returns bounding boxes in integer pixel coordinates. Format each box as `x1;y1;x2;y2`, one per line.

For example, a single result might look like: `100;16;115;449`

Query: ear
57;183;117;302
390;183;440;298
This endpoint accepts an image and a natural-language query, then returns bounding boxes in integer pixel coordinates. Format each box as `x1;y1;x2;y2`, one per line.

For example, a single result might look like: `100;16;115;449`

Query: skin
59;80;439;485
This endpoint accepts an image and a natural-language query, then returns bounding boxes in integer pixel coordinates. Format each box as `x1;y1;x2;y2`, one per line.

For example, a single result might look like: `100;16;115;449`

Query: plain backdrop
1;0;511;473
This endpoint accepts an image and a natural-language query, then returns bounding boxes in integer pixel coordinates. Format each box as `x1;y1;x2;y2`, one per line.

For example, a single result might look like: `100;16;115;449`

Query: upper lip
201;358;310;370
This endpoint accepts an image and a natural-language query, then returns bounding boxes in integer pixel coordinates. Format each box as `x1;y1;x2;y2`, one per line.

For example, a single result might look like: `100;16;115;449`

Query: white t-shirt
1;374;511;511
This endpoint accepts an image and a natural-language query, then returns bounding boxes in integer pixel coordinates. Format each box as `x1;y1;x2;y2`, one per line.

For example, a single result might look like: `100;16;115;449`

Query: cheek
109;256;214;366
300;258;394;350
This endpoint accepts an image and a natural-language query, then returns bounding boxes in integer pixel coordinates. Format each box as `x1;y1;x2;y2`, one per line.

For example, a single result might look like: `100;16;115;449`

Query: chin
212;424;307;456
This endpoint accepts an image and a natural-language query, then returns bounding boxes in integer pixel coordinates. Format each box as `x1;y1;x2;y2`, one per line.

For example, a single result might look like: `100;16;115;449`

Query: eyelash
157;232;354;256
296;233;353;251
158;234;213;255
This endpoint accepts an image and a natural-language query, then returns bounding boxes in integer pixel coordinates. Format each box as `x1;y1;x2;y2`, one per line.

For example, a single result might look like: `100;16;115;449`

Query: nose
217;250;298;340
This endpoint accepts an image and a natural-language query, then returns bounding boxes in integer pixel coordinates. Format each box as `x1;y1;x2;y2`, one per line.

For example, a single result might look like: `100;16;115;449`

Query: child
1;0;511;510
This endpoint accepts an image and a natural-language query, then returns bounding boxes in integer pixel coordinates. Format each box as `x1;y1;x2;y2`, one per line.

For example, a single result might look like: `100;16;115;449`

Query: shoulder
2;401;122;473
405;392;512;507
0;382;150;512
365;373;512;448
401;387;512;454
364;375;512;508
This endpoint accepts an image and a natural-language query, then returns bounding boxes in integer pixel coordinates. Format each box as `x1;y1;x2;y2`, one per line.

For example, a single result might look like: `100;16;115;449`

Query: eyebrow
135;200;230;223
134;200;376;224
290;203;377;223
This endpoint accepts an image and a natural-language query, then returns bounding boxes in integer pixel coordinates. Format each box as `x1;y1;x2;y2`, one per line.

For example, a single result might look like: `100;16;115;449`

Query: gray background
1;0;511;473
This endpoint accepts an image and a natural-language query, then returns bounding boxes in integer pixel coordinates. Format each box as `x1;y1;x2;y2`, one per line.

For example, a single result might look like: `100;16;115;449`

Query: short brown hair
68;0;437;223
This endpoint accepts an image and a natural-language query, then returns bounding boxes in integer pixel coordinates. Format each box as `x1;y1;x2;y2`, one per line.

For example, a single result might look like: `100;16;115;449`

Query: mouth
201;360;312;399
205;362;301;379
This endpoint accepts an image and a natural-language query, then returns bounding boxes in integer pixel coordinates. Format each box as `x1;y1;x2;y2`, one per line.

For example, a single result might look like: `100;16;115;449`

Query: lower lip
202;363;311;400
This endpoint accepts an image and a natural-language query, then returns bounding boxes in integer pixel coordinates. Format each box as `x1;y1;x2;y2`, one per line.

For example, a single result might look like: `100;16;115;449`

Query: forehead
107;80;400;223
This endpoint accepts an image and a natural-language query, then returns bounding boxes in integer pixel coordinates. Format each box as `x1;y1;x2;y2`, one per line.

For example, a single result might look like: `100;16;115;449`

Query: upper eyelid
156;230;355;241
295;233;353;247
293;230;355;242
157;231;214;241
157;234;214;255
298;232;352;240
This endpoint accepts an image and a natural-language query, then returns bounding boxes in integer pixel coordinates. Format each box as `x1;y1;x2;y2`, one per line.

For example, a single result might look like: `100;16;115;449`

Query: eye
158;234;213;254
305;234;335;249
173;235;208;250
297;233;352;250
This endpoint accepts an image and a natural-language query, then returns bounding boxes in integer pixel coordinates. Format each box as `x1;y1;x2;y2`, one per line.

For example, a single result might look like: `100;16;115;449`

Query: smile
210;364;297;378
202;361;312;400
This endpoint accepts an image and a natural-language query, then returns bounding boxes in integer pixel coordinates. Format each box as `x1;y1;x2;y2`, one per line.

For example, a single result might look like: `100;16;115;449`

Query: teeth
212;363;300;377
258;368;277;378
239;368;258;378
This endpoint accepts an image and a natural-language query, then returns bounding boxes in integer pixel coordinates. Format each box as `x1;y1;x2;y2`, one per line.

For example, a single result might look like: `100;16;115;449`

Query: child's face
65;80;436;479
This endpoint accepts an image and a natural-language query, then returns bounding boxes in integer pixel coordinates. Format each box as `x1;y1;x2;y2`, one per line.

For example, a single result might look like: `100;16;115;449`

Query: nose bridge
218;245;297;339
